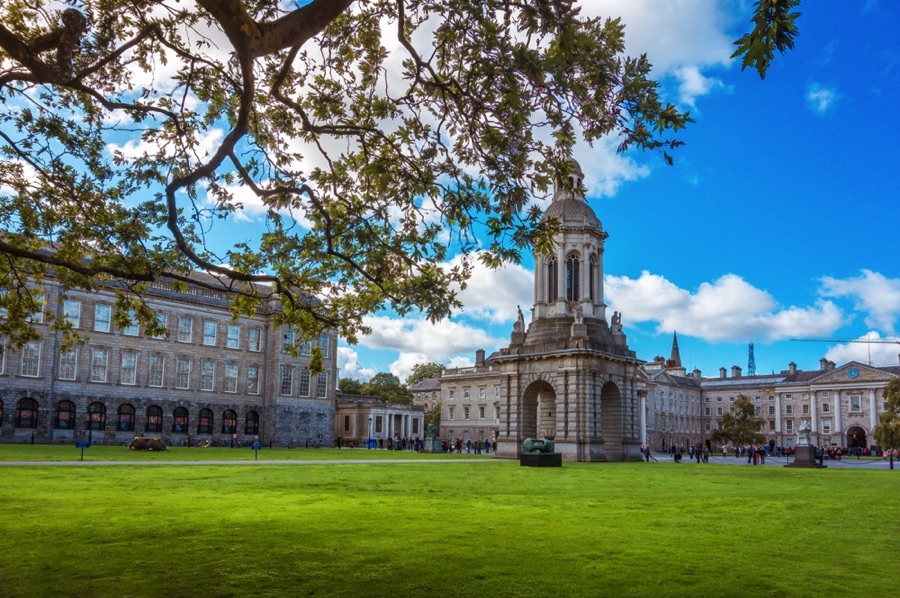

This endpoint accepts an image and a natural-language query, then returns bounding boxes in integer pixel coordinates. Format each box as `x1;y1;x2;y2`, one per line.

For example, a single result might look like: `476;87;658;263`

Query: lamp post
368;416;373;449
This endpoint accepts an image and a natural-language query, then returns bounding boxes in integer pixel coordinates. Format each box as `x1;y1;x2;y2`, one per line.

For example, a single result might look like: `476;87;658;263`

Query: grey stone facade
0;276;337;447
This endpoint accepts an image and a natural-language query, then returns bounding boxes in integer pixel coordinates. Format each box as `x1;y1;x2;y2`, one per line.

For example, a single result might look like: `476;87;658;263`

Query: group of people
667;443;710;463
441;438;492;454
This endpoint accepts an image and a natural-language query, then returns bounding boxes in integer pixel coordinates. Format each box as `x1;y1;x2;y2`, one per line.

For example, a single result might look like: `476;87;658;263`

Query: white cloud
806;83;840;115
337;347;377;382
819;270;900;334
450;253;533;324
605;271;845;341
673;64;728;108
824;332;900;367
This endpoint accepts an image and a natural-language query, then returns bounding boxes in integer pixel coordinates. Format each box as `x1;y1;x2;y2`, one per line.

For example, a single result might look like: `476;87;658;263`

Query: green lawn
0;447;897;597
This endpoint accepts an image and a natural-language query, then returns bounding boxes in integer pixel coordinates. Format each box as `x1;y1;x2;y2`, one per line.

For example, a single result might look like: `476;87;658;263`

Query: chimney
475;349;485;366
731;365;742;378
789;362;797;374
719;367;727;379
819;357;829;371
693;369;702;381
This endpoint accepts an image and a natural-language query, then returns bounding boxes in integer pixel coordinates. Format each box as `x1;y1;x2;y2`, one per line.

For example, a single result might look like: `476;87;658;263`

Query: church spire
669;331;682;368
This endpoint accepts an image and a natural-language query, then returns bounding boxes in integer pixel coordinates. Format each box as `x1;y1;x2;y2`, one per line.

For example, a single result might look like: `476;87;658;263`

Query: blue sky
336;0;900;382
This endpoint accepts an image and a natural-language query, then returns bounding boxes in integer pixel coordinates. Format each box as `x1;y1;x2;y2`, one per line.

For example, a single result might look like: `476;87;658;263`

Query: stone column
810;391;818;436
869;388;878;433
775;394;782;440
834;392;842;446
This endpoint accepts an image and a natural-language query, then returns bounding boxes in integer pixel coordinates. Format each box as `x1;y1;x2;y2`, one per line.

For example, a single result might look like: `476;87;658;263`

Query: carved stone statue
523;437;555;453
797;419;812;447
573;304;583;324
514;305;525;333
611;311;622;333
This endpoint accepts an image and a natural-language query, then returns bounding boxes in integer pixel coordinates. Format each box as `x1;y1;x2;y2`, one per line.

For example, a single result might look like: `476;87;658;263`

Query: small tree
406;362;444;387
338;377;364;395
362;372;413;405
874;378;900;470
711;395;766;450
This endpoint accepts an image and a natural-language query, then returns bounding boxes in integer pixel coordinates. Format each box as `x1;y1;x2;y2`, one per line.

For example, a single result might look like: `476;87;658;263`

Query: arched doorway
521;380;556;440
600;381;624;461
846;425;867;450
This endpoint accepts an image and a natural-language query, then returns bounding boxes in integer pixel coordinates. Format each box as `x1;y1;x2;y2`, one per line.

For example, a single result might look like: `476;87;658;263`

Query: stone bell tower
493;160;645;462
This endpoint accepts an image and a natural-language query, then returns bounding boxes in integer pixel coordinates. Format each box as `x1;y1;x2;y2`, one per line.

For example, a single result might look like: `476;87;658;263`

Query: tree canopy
406;361;443;386
874;378;900;450
0;1;798;347
710;395;767;448
361;372;413;404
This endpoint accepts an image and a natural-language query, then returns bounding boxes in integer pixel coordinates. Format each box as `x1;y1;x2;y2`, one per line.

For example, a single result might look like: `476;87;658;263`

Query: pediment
811;362;896;386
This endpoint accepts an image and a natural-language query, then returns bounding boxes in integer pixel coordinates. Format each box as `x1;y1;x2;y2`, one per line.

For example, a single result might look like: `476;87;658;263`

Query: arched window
244;411;259;435
547;257;559;302
589;256;596;302
197;408;213;434
222;409;237;434
172;407;189;434
15;398;39;428
86;402;106;431
566;253;580;301
54;400;76;430
117;404;135;432
145;405;163;433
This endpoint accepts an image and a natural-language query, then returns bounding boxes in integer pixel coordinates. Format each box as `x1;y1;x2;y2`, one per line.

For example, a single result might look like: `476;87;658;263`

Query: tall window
589;256;597;302
224;363;238;393
280;366;293;396
298;368;311;397
175;357;191;389
122;309;139;336
245;411;259;435
120;351;137;385
172;407;188;433
300;339;312;356
316;371;328;398
565;253;580;301
150;313;167;339
197;408;213;434
201;360;215;391
55;400;76;429
146;405;163;433
850;396;861;412
117;404;135;431
282;328;295;353
94;304;112;332
177;316;193;343
226;324;240;349
58;348;78;380
547;257;558;301
90;348;109;382
318;334;329;358
63;299;81;328
248;327;262;352
16;398;39;428
247;364;259;394
86;402;106;430
148;354;165;387
202;320;217;346
222;410;237;434
20;342;41;377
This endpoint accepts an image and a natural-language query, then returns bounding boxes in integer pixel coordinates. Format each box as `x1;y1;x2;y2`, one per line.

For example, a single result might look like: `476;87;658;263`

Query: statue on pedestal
514;305;525;333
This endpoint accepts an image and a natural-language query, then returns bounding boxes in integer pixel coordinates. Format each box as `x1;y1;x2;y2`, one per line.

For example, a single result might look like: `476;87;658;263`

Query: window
704;407;710;416
203;320;217;346
785;394;792;400
298;369;311;397
768;420;776;431
172;407;188;433
768;405;776;415
197;408;213;434
146;405;163;433
224;364;238;393
63;299;81;328
729;397;734;402
120;351;137;385
175;357;191;389
449;407;455;420
94;304;111;333
849;396;861;412
786;419;794;432
222;410;237;434
20;342;42;377
58;349;78;380
822;419;831;433
589;256;596;301
201;360;215;391
226;324;240;349
177;316;193;343
448;390;455;400
547;256;558;302
463;388;470;399
821;392;829;398
344;415;351;432
28;290;45;323
716;407;723;416
316;372;328;398
280;366;293;395
150;314;167;339
90;348;109;382
375;416;383;434
122;310;139;336
754;406;761;416
495;386;500;398
148;354;165;387
55;400;76;429
822;402;830;413
479;406;485;420
412;419;419;434
282;328;294;353
318;334;329;357
785;405;793;415
705;397;710;403
300;339;312;356
494;406;501;419
86;402;106;431
245;411;259;435
247;365;259;394
802;404;810;415
249;327;262;352
565;253;580;301
16;398;39;428
479;387;486;399
117;404;135;431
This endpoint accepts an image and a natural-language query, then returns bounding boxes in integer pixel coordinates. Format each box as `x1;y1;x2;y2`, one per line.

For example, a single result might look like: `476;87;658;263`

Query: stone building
0;274;337;446
440;162;646;462
334;392;425;447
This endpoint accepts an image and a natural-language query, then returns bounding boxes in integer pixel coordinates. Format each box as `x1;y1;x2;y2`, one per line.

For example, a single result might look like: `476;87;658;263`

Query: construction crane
790;337;900;366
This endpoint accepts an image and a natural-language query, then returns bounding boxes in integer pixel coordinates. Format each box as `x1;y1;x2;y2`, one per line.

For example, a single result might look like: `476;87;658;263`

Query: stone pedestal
510;331;526;345
785;445;826;468
426;437;444;453
520;453;562;467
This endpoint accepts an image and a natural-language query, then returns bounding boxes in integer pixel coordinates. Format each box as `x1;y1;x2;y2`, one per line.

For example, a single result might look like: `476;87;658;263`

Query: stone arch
600;381;624;460
521;379;557;440
846;425;867;450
